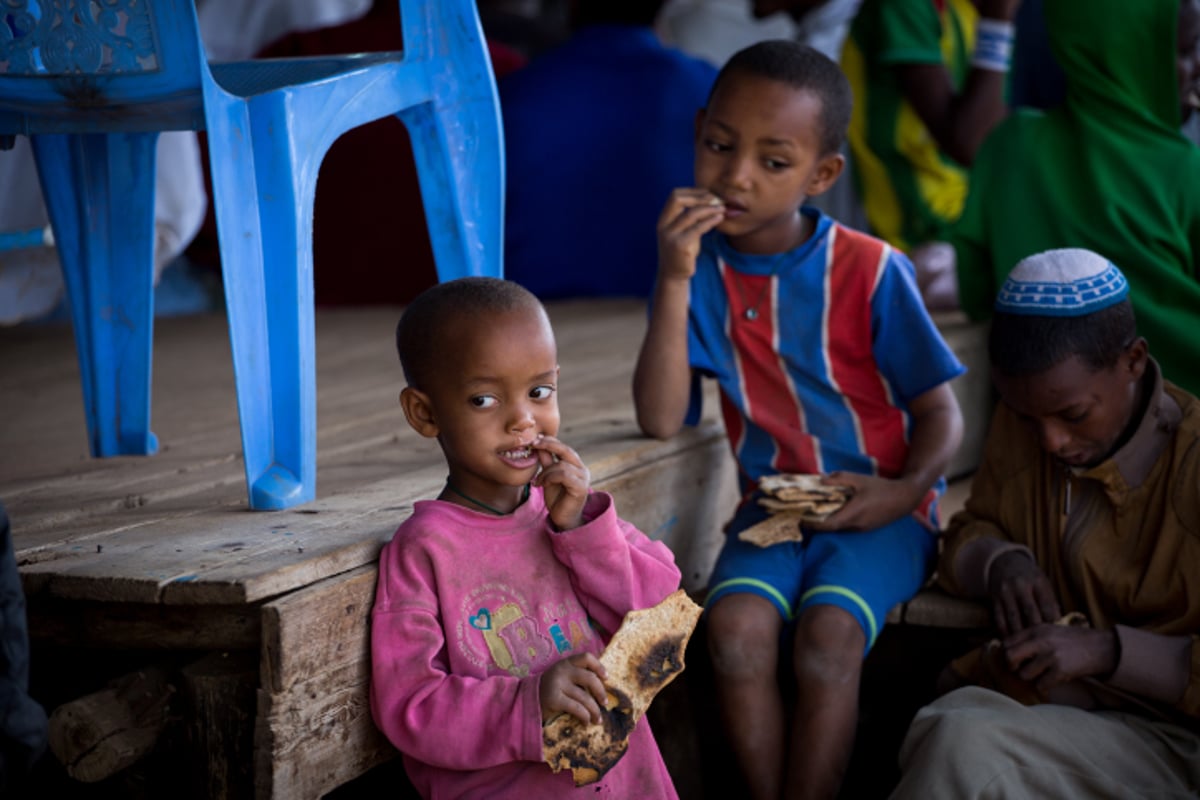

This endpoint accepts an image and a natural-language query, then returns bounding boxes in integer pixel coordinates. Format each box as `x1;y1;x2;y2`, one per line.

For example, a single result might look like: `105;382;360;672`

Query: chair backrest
0;0;208;134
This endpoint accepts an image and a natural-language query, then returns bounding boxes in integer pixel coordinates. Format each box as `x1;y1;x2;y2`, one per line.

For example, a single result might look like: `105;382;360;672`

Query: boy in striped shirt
633;40;964;800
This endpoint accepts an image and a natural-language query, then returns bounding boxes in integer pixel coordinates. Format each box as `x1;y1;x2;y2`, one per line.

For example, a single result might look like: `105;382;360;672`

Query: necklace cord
444;481;530;516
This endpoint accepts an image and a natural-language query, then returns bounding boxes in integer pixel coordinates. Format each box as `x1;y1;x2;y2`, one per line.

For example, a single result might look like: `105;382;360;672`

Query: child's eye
764;158;790;171
705;139;731;153
470;395;498;409
1061;409;1089;424
530;385;555;401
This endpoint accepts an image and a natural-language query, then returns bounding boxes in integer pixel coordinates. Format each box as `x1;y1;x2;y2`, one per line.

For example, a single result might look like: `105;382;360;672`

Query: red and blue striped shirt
685;210;965;527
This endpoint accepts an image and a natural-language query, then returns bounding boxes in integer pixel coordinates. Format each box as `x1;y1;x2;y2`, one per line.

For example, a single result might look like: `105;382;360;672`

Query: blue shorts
705;496;937;652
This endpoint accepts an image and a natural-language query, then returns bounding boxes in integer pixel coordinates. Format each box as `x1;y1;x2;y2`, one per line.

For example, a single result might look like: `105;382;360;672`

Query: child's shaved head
396;277;548;388
709;40;852;155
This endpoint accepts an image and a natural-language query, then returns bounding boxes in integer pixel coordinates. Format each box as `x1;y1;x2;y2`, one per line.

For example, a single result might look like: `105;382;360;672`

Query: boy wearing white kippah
890;248;1200;798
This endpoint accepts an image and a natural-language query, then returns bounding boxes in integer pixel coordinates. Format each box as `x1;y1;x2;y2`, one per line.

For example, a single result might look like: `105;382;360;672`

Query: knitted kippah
994;248;1129;317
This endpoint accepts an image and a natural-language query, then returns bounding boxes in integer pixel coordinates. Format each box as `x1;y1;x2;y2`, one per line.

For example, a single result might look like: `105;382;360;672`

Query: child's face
991;342;1147;469
410;307;560;503
694;72;842;255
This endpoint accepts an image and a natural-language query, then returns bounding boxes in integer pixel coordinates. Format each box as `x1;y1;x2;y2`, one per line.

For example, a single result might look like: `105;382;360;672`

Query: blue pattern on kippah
994;261;1128;316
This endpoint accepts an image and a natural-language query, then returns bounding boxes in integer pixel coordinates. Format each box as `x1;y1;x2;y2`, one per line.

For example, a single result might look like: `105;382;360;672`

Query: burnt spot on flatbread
636;635;685;690
543;591;704;785
542;687;636;783
599;687;637;740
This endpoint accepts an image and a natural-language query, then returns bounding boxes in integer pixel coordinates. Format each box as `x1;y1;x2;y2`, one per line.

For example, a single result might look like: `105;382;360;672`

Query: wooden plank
182;651;259;800
887;589;991;629
15;425;726;606
26;597;260;650
597;425;738;596
260;565;377;696
17;497;402;604
254;659;396;800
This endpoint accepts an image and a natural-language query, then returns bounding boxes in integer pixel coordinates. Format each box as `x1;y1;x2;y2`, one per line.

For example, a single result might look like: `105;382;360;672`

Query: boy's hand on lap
1002;624;1118;692
801;472;922;532
532;435;591;531
657;188;725;281
988;552;1061;637
540;652;608;725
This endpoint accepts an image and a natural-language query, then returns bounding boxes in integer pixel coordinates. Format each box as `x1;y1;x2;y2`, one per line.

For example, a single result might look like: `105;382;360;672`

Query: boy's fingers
1034;582;1061;622
684;208;727;236
659;188;721;224
662;205;725;239
993;598;1010;638
672;187;722;204
820;471;860;491
1018;589;1044;628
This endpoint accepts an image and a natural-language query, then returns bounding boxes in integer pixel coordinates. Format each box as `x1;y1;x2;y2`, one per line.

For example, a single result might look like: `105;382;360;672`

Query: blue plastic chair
0;0;504;510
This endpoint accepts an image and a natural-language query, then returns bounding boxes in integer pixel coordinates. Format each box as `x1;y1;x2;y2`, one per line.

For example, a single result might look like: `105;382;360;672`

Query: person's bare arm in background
897;0;1022;166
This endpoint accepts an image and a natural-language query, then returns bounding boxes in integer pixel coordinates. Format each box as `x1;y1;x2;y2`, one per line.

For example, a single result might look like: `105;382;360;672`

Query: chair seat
208;53;404;98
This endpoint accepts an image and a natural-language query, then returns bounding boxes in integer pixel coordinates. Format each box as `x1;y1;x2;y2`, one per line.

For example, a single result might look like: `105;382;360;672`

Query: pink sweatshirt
370;486;683;799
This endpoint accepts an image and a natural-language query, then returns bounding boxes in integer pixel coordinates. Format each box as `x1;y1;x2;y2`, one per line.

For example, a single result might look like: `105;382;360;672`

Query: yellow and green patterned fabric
842;0;977;251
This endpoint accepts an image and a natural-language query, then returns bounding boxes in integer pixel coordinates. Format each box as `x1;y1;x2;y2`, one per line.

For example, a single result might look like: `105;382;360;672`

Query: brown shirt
940;360;1200;723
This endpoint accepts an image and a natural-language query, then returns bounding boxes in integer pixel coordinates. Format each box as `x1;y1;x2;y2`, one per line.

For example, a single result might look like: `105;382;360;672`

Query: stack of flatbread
542;589;703;786
737;473;851;548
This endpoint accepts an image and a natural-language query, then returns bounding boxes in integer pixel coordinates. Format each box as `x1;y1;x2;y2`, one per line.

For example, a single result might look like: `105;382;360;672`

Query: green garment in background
952;0;1200;394
843;0;976;251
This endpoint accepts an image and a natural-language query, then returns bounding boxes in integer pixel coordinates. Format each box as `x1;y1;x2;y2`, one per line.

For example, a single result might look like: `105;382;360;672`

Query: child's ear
806;151;846;198
400;387;439;439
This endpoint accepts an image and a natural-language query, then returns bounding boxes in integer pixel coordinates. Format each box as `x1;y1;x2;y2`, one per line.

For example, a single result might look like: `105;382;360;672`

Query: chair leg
31;132;159;457
205;98;316;510
400;0;504;281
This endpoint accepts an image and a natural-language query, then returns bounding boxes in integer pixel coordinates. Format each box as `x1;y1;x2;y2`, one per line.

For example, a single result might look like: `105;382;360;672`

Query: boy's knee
706;594;781;679
792;605;865;683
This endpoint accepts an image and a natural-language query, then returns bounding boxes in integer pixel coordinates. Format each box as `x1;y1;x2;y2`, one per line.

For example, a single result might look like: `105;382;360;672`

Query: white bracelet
972;18;1015;73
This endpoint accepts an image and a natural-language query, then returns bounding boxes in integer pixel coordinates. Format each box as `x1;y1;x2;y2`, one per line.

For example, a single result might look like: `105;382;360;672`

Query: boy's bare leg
707;593;786;800
785;605;866;800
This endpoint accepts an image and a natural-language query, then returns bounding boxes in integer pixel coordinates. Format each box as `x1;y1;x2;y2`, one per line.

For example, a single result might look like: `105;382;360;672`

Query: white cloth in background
656;0;863;65
0;132;206;325
196;0;372;61
791;0;862;62
656;0;798;68
0;0;373;325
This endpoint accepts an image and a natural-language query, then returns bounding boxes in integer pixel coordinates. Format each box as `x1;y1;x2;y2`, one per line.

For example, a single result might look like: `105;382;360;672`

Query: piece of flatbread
757;496;846;516
737;512;807;547
758;473;851;504
542;589;703;786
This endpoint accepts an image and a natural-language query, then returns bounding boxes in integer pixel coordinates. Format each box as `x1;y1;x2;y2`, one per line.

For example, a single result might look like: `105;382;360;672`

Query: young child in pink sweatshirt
370;277;683;799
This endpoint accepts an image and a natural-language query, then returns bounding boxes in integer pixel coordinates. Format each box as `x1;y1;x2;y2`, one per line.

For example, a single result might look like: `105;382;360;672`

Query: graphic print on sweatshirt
457;582;598;677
